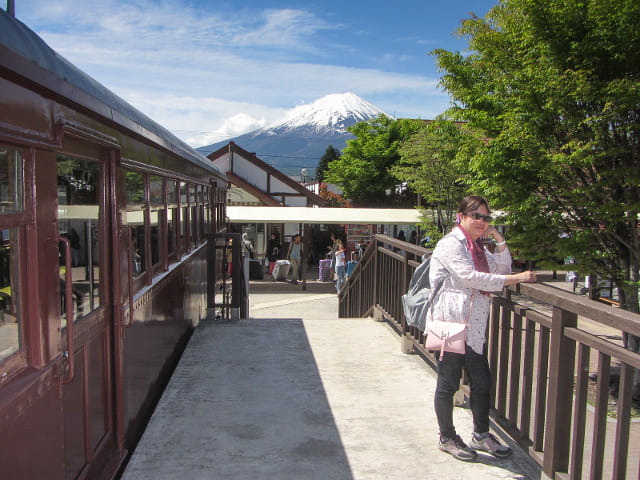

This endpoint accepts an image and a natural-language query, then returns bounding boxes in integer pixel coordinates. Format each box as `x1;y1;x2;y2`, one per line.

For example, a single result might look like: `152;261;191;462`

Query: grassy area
587;377;640;419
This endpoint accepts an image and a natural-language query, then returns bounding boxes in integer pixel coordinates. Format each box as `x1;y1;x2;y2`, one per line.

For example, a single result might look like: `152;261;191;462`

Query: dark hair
458;195;490;215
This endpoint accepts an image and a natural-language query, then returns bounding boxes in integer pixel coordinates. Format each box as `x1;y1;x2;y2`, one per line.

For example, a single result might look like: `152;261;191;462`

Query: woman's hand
483;225;504;243
516;270;536;283
504;270;537;286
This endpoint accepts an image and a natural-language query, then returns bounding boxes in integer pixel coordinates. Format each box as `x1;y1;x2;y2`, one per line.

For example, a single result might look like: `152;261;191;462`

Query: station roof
227;206;423;225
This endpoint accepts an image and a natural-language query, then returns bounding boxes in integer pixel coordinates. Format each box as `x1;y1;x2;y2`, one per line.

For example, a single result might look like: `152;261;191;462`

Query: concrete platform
120;290;542;479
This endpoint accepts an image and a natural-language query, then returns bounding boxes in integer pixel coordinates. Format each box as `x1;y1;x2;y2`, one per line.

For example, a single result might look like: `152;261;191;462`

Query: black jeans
434;344;491;440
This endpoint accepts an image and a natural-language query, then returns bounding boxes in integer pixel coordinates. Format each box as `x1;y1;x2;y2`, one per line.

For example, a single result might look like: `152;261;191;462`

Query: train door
55;143;119;479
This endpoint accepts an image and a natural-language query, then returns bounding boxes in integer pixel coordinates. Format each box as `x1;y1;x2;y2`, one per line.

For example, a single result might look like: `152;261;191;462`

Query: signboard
347;224;372;243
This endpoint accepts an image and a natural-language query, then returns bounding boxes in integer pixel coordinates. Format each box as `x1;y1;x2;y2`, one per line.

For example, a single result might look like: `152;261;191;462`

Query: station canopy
227;206;423;225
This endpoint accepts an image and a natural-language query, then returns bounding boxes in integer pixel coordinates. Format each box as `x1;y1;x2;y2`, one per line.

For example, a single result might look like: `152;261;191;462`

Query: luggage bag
272;259;291;281
318;258;332;282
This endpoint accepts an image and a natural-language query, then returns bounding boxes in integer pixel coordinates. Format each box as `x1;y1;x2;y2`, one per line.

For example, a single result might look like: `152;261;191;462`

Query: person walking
287;234;302;285
328;233;339;272
334;240;346;293
428;195;536;462
267;232;281;275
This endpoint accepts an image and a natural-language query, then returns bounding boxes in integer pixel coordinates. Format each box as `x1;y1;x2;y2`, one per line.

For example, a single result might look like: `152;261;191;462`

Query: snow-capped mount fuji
268;92;385;134
197;92;388;175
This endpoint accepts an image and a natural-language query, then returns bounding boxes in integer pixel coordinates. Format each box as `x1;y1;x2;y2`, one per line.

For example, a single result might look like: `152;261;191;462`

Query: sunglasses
468;212;493;223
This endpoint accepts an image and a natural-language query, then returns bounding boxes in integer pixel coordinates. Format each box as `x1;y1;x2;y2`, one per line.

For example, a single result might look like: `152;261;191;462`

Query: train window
190;204;198;245
0;228;21;363
125;171;146;278
150;210;161;266
149;176;164;269
167;180;177;259
167;207;177;258
149;175;163;207
179;181;188;204
201;187;207;236
167;180;177;205
180;205;189;252
125;171;145;206
190;186;198;244
179;181;190;252
129;216;145;277
199;190;206;239
57;156;102;322
0;147;24;213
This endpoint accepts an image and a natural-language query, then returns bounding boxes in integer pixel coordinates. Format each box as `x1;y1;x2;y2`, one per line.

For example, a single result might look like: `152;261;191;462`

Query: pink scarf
457;225;490;295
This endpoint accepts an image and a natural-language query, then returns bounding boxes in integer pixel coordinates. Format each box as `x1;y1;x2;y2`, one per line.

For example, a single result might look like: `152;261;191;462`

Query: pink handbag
425;292;475;357
425;320;467;356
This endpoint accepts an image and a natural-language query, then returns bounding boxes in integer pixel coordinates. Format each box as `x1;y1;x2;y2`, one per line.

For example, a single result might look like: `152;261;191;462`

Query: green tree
316;145;340;182
325;115;422;206
392;118;470;243
433;0;640;351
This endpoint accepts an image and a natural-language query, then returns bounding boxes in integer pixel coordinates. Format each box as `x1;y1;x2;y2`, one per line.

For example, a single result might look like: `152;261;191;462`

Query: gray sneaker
469;432;512;458
438;435;477;462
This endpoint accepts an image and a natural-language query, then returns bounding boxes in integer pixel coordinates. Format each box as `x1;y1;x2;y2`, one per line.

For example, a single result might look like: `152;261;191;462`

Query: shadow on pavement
121;318;354;480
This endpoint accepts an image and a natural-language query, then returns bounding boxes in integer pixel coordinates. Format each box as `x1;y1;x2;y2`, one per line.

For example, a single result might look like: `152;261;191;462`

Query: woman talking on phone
429;196;536;462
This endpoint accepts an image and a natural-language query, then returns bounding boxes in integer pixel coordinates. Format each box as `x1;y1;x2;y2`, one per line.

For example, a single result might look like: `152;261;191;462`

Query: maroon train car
0;9;227;479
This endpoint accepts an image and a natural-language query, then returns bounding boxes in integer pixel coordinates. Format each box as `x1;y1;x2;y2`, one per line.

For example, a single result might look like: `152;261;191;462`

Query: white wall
270;176;298;194
234;154;267;191
211;153;230;172
284;195;307;207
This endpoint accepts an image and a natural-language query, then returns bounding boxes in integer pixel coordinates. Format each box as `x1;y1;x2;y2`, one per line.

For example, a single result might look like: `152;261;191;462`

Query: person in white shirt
429;195;536;462
287;234;302;284
334;240;346;293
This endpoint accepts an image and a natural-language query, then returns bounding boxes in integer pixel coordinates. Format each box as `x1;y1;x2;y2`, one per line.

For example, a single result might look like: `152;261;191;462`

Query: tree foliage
392;118;471;243
325;115;422;206
318;183;350;207
433;0;640;322
316;145;341;182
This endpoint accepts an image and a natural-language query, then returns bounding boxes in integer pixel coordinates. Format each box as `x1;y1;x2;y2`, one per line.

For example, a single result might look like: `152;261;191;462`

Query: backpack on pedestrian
401;254;443;331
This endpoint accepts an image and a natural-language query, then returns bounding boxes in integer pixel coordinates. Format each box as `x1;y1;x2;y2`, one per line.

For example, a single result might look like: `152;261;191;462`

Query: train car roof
0;10;225;180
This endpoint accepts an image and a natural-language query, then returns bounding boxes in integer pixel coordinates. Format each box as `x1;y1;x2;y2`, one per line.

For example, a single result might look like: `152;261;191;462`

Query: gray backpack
401;254;444;331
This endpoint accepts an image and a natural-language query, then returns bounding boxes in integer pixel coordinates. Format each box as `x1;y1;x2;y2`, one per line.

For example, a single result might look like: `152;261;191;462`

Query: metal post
231;236;241;307
302;223;310;291
206;233;216;319
372;236;378;308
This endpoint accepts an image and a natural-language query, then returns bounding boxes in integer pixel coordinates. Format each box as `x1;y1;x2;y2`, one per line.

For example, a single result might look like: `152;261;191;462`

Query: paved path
121;291;541;480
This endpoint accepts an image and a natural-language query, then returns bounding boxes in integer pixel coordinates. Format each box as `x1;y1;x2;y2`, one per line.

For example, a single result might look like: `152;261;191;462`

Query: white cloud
19;0;449;147
189;113;268;147
116;91;288;147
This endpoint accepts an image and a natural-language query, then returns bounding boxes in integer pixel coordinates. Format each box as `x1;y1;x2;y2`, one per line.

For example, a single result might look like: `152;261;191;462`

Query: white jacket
428;228;512;354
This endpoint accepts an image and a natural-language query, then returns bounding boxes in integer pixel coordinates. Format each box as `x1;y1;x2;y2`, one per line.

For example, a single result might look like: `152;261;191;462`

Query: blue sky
14;0;498;148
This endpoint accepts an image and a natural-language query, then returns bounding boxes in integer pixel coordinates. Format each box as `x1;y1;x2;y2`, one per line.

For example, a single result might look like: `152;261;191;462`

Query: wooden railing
339;234;640;479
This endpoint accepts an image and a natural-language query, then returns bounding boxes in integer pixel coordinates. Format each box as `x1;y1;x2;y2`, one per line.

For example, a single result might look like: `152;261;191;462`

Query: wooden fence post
543;306;577;477
372;237;378;308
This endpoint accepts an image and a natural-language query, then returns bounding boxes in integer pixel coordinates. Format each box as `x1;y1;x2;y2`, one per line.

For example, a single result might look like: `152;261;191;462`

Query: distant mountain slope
196;92;387;175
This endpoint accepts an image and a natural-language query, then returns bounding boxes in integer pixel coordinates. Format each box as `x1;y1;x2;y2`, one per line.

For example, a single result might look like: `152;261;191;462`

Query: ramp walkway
121;292;542;479
121;281;541;479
